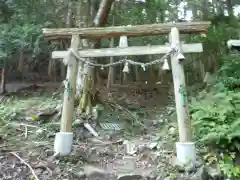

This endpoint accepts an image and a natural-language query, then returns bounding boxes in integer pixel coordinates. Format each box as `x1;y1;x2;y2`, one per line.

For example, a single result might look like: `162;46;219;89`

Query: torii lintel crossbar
42;21;211;40
52;43;203;59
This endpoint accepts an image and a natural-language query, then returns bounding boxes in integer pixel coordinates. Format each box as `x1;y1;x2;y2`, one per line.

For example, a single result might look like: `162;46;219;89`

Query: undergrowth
0;93;60;151
190;53;240;179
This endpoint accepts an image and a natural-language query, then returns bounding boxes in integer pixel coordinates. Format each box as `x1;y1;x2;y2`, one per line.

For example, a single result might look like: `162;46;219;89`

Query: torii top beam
42;21;211;40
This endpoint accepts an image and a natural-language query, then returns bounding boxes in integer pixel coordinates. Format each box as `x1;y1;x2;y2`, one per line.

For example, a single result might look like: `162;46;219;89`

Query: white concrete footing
176;142;196;165
54;132;73;156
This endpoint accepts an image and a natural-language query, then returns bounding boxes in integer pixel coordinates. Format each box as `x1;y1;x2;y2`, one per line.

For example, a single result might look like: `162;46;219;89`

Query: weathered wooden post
54;34;79;156
169;27;195;165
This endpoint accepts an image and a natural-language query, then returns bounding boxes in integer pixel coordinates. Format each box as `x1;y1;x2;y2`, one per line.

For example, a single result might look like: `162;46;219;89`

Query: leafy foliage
219;153;240;180
0;0;59;67
216;54;240;90
204;152;240;179
190;52;240;178
191;90;240;150
191;53;240;148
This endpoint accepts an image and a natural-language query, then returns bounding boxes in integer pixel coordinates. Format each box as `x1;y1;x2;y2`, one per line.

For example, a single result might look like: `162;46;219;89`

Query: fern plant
191;90;240;151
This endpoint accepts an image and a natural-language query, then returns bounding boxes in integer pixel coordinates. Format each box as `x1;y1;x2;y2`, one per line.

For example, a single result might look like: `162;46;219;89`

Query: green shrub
191;90;240;151
216;54;240;91
190;53;240;178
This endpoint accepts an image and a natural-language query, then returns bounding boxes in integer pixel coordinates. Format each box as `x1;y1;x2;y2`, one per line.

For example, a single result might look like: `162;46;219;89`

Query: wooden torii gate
43;21;211;165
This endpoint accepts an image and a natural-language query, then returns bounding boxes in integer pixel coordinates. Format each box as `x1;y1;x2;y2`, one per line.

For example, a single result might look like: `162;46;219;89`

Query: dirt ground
0;82;202;180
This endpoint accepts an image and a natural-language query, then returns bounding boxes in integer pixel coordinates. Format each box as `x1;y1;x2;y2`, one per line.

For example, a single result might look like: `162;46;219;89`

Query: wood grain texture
43;21;211;39
52;43;203;59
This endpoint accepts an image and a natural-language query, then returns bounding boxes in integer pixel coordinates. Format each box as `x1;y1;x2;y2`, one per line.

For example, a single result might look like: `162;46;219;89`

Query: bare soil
0;81;179;180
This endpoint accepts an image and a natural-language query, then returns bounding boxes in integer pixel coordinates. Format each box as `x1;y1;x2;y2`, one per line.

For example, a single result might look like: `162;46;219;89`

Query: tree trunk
135;66;140;82
123;72;128;84
48;41;58;80
48;59;53;77
51;59;57;81
226;0;233;16
0;68;6;94
170;0;179;22
18;48;24;73
201;0;210;20
75;0;91;114
189;1;198;19
107;38;115;88
107;2;116;89
48;54;57;81
148;55;156;86
93;0;114;26
199;59;205;82
60;1;74;80
76;0;114;114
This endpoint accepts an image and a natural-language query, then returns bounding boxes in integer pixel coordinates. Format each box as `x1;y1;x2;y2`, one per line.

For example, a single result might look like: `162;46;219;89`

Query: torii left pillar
54;34;79;156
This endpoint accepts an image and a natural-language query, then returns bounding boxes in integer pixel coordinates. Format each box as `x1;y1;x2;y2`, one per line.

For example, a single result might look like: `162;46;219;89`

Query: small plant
219;153;240;180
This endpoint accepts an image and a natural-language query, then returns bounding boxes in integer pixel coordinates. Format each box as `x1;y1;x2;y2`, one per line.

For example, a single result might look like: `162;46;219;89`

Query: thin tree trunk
135;66;140;82
18;48;24;73
77;0;114;115
226;0;233;16
107;38;115;88
119;64;123;84
189;1;198;19
60;41;66;79
201;0;210;20
107;2;115;89
48;41;58;80
48;53;57;81
76;0;90;112
123;71;128;84
93;0;114;26
48;59;53;77
0;68;6;94
60;1;73;79
148;55;155;86
66;1;73;27
199;59;205;82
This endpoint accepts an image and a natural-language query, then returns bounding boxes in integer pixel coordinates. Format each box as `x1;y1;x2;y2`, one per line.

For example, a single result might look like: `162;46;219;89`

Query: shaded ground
0;82;204;180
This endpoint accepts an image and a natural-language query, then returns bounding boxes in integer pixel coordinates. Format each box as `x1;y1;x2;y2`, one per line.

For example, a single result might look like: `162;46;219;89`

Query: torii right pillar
169;27;201;166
